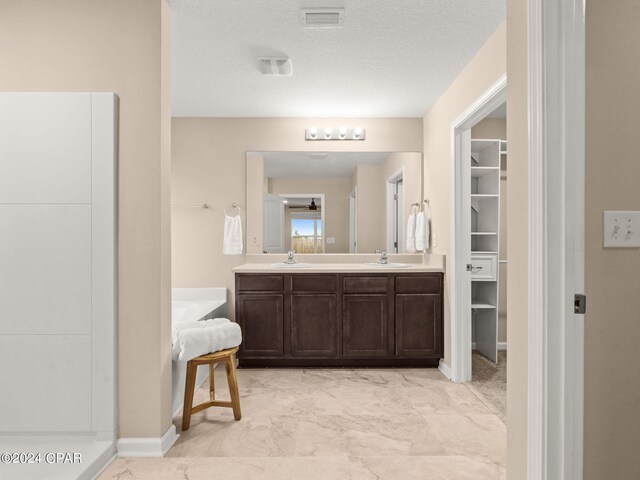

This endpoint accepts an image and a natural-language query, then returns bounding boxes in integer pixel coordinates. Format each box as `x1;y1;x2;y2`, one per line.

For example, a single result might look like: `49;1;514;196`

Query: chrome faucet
375;249;388;264
286;250;297;264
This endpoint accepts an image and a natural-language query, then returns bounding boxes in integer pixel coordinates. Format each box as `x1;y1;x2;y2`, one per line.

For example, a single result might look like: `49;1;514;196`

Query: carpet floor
469;351;507;422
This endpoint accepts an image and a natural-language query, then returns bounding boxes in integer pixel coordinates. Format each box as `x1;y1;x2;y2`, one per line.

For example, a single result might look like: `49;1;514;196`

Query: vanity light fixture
305;126;366;141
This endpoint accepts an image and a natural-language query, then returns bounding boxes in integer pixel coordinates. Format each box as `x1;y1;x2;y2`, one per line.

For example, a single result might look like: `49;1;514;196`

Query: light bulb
324;127;332;139
354;127;363;139
339;127;347;139
309;127;317;139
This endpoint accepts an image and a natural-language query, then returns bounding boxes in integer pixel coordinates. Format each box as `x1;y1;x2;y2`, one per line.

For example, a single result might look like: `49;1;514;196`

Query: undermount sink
270;262;312;268
364;262;412;268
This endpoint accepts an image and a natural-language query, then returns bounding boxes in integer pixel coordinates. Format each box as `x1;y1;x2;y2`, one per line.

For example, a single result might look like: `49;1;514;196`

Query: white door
263;193;285;253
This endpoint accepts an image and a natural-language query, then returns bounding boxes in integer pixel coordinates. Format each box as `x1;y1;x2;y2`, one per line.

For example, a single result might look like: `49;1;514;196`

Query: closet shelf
471;166;499;177
471;303;496;309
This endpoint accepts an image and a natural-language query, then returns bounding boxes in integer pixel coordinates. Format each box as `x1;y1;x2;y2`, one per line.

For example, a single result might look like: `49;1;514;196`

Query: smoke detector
256;57;293;76
301;8;344;28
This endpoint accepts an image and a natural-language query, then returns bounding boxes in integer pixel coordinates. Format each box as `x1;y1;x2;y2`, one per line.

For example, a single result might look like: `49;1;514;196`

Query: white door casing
450;75;507;383
527;0;585;478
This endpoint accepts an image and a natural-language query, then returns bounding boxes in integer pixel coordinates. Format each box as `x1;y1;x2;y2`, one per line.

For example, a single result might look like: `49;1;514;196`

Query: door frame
385;166;405;253
450;74;507;384
278;193;326;254
527;0;585;478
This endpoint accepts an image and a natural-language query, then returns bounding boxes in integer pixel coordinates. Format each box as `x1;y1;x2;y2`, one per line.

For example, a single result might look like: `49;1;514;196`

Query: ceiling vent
256;57;293;76
301;8;344;28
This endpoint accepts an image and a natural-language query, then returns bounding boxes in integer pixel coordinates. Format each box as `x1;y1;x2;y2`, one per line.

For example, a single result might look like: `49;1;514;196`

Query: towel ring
225;203;241;216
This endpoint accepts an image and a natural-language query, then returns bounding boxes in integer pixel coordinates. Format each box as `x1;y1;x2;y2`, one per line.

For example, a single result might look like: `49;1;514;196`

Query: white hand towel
415;211;429;251
223;214;243;254
406;213;417;252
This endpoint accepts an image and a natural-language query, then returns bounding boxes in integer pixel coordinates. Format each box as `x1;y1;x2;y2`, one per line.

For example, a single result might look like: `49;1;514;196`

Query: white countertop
232;263;444;273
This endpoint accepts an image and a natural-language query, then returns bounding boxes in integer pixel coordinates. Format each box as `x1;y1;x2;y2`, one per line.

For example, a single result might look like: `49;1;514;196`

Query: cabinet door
395;294;442;356
291;294;337;357
342;294;390;357
237;294;284;357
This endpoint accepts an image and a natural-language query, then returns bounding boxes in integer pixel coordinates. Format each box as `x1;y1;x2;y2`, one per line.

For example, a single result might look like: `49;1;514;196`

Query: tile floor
100;367;506;479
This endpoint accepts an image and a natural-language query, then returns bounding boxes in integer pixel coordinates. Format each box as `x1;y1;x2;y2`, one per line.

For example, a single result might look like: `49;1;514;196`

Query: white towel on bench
172;318;242;361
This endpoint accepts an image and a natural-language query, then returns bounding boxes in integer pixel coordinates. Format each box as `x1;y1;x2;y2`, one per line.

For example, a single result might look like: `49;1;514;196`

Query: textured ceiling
169;0;506;117
263;151;390;178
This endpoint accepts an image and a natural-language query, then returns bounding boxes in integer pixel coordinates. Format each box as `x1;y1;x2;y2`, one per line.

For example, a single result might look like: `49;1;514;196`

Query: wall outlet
250;232;260;246
603;211;640;248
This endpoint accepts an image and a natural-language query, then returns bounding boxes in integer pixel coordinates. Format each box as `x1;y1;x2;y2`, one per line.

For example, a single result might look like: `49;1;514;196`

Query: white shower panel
0;205;92;335
0;335;91;432
0;93;117;447
0;93;92;204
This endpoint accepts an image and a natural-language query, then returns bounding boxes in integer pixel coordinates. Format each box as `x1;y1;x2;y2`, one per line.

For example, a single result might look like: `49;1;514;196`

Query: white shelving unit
468;139;503;362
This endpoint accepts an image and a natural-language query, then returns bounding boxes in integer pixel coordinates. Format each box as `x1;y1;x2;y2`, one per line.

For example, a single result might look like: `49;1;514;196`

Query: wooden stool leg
182;361;198;431
209;362;216;401
225;354;242;420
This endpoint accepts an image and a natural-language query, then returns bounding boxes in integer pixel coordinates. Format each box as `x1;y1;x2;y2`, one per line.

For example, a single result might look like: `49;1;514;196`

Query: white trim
117;425;179;457
527;0;585;478
438;359;452;380
450;74;507;383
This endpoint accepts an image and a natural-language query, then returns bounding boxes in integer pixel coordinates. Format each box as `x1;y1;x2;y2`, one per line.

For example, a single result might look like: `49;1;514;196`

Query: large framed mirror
246;151;423;254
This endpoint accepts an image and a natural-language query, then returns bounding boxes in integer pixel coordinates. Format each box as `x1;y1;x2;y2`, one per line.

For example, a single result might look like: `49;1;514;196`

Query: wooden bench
182;346;241;431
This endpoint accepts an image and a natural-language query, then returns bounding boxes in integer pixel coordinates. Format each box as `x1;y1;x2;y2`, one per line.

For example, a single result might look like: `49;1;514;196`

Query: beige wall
171;117;423;312
0;0;173;438
585;1;640;477
471;118;507;344
422;22;507;367
353;164;385;252
506;0;528;476
268;177;351;253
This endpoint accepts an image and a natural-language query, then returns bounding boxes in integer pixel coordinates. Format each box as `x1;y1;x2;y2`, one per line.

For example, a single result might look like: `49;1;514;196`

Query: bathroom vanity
234;264;443;367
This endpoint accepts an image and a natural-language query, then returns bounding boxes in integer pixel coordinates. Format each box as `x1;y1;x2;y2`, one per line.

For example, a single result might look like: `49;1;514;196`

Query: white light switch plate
603;211;640;247
326;236;336;244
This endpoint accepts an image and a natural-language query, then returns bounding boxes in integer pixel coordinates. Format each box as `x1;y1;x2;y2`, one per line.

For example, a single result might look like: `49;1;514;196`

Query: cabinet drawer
343;276;389;293
291;275;337;293
470;254;497;281
395;275;442;294
237;274;284;292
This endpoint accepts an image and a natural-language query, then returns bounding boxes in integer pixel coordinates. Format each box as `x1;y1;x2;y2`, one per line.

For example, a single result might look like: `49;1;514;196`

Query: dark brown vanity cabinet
235;271;443;367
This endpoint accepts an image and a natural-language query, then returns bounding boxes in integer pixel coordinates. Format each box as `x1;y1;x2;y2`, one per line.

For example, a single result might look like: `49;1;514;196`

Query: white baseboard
438;359;452;380
117;425;179;457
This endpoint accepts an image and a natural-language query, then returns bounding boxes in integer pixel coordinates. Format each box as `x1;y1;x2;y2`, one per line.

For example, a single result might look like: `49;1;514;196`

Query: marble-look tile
401;383;495;416
421;413;507;465
349;455;507;480
100;457;353;480
111;367;506;479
